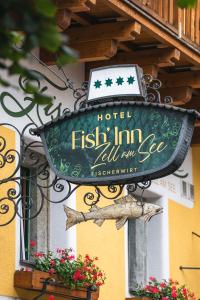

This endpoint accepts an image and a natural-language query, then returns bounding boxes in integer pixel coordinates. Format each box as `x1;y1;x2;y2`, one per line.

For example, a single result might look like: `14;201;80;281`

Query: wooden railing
132;0;200;47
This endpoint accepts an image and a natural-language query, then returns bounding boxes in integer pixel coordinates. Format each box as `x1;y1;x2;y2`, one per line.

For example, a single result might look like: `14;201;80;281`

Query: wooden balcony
133;0;200;48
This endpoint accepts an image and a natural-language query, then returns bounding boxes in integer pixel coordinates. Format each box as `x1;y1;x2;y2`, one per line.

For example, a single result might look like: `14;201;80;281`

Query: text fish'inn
1;2;200;300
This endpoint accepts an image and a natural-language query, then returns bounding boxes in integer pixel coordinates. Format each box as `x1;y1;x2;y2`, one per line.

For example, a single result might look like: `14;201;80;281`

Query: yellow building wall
76;186;125;300
169;145;200;298
0;126;17;297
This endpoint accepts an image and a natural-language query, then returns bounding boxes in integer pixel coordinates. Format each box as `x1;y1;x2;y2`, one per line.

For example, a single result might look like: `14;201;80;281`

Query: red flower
30;240;36;247
49;295;54;300
49;268;55;275
50;260;56;266
160;283;166;288
96;282;102;286
60;258;65;264
85;254;92;262
73;270;85;281
171;291;177;298
152;287;159;294
34;252;44;258
182;288;187;296
162;297;168;300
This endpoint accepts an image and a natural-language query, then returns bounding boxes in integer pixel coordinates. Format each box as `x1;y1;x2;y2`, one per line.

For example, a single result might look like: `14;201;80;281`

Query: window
20;151;49;263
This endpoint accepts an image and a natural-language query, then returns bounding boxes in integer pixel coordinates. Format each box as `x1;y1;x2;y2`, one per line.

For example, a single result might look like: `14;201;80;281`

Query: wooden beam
159;71;200;88
85;64;158;81
142;65;158;77
40;49;56;66
118;42;133;52
56;9;71;31
71;12;91;26
160;86;193;105
71;39;118;62
85;48;180;69
192;127;200;144
40;39;118;64
102;0;200;66
66;21;141;43
181;96;200;110
55;0;95;12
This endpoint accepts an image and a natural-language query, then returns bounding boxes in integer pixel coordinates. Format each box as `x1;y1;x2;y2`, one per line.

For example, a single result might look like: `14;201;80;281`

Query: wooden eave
49;0;200;144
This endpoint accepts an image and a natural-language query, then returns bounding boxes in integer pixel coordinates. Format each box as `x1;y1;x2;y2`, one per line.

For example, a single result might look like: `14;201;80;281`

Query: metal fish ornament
64;194;163;230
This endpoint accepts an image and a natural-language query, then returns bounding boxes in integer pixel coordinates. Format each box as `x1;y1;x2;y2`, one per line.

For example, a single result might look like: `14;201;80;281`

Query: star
116;76;124;85
105;78;113;87
94;80;102;88
127;76;135;85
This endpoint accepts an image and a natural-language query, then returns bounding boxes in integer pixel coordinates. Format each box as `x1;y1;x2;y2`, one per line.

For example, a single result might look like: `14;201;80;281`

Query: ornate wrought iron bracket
0;64;171;226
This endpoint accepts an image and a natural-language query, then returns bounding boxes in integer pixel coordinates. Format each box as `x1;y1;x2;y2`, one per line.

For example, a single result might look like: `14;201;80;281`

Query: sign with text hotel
34;65;199;185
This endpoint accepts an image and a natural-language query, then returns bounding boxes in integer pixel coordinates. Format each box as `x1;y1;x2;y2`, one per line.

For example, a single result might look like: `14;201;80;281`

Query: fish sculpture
64;194;163;230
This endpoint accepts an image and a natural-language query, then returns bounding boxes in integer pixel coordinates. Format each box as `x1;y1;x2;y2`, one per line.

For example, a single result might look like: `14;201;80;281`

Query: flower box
126;298;152;300
14;270;100;300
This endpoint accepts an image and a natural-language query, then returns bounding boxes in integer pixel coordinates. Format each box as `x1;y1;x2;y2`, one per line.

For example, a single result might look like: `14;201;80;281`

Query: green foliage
0;0;77;104
177;0;198;8
132;277;196;300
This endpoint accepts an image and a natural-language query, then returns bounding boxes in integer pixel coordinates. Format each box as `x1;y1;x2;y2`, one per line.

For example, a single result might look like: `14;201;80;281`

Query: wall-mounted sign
34;101;198;185
87;65;145;104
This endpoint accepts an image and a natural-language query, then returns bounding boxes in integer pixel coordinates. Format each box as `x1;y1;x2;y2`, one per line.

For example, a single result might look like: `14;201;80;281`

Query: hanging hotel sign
34;101;198;185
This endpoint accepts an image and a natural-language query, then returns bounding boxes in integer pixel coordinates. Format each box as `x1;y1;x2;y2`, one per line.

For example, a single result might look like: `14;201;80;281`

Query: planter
14;270;99;300
126;298;152;300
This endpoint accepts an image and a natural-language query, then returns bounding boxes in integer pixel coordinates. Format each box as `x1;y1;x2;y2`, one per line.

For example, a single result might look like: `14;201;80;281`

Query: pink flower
149;276;156;282
25;267;31;272
162;297;168;300
160;282;166;288
67;255;75;261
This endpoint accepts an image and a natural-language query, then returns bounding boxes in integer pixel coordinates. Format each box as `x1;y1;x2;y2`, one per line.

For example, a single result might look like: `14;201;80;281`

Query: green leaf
25;83;38;94
177;0;198;8
56;46;78;66
9;63;26;75
35;0;56;17
0;77;10;87
10;31;25;47
34;93;53;105
39;24;61;52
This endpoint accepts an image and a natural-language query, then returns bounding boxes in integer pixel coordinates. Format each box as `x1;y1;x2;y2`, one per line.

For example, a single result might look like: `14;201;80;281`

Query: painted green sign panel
37;102;196;185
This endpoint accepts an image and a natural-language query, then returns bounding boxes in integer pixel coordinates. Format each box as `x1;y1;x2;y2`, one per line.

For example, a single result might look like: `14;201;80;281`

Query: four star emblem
94;76;135;89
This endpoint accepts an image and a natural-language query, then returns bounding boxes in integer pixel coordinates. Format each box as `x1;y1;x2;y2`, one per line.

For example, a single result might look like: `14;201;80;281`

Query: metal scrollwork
127;180;152;215
0;66;169;226
143;74;173;104
0;67;124;226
